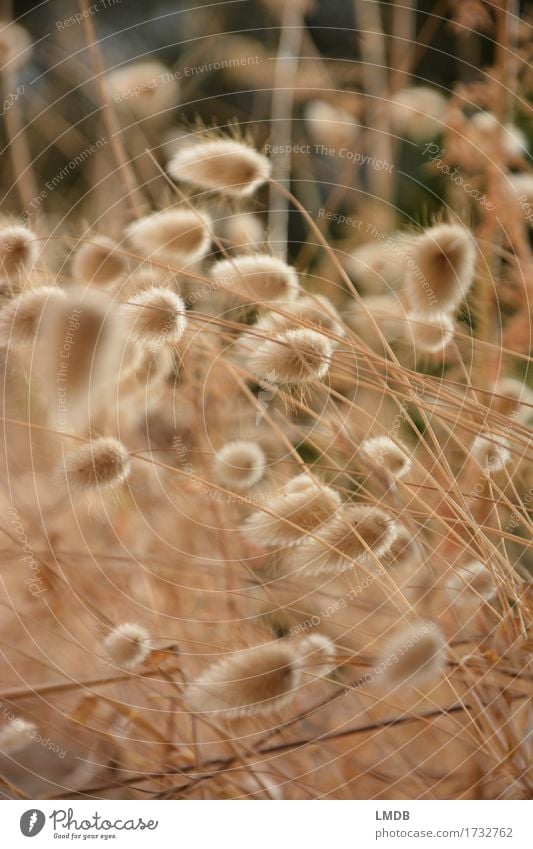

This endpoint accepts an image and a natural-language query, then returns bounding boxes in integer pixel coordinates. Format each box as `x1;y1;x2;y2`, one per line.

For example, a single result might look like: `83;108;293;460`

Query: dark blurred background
2;1;531;239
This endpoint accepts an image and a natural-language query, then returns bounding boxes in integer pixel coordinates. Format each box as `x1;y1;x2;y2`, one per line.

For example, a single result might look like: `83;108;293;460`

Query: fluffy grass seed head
59;437;131;496
500;124;527;158
494;377;533;423
507;172;533;208
127;286;187;348
343;294;407;343
471;433;512;474
404;223;476;316
72;236;128;286
0;225;38;279
168;138;271;197
291;503;399;575
300;633;337;678
383;523;419;569
405;310;455;353
241;474;341;547
41;287;123;402
105;60;179;120
257;294;344;342
0;20;32;71
213;440;266;492
0;286;66;348
304;99;359;148
448;560;496;606
211;253;299;307
119;264;178;300
220;212;265;248
126;209;212;265
103;623;151;670
359;435;412;479
0;717;37;754
345;239;406;295
247;327;332;385
390;86;447;141
186;641;303;717
471;112;528;159
377;621;447;689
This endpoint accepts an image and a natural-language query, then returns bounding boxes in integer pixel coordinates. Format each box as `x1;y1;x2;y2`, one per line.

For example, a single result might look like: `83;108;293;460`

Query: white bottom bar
2;799;531;848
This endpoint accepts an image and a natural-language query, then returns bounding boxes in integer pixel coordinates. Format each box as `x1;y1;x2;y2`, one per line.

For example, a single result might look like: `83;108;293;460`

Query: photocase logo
20;809;46;837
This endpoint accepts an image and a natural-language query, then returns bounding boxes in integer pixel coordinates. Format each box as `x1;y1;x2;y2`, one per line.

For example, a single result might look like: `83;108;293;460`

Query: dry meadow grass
0;0;531;800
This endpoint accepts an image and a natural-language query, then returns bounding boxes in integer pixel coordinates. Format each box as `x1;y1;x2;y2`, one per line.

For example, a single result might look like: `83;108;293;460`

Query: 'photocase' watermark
8;506;46;597
422;142;494;211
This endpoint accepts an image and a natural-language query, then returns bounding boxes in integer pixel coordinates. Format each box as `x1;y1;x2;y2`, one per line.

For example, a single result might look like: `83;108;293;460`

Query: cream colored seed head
507;173;533;206
168;138;271;197
0;286;66;348
404;224;476;317
39;287;124;407
471;433;512;473
0;717;37;754
390;86;447;141
344;239;406;295
221;212;265;248
127;286;187;347
105;60;179;120
247;327;332;385
186;641;303;717
103;623;151;670
342;294;407;343
448;560;496;605
0;20;32;71
359;436;412;479
211;254;299;307
291;503;399;575
471;112;528;158
494;378;533;423
256;294;344;342
72;236;128;286
126;209;212;265
241;475;341;548
377;621;447;689
59;437;131;495
213;440;266;491
0;226;38;279
304;100;359;149
405;310;455;353
300;633;337;678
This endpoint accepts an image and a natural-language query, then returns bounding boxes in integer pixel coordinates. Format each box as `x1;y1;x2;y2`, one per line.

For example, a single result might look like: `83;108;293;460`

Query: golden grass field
0;0;531;800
